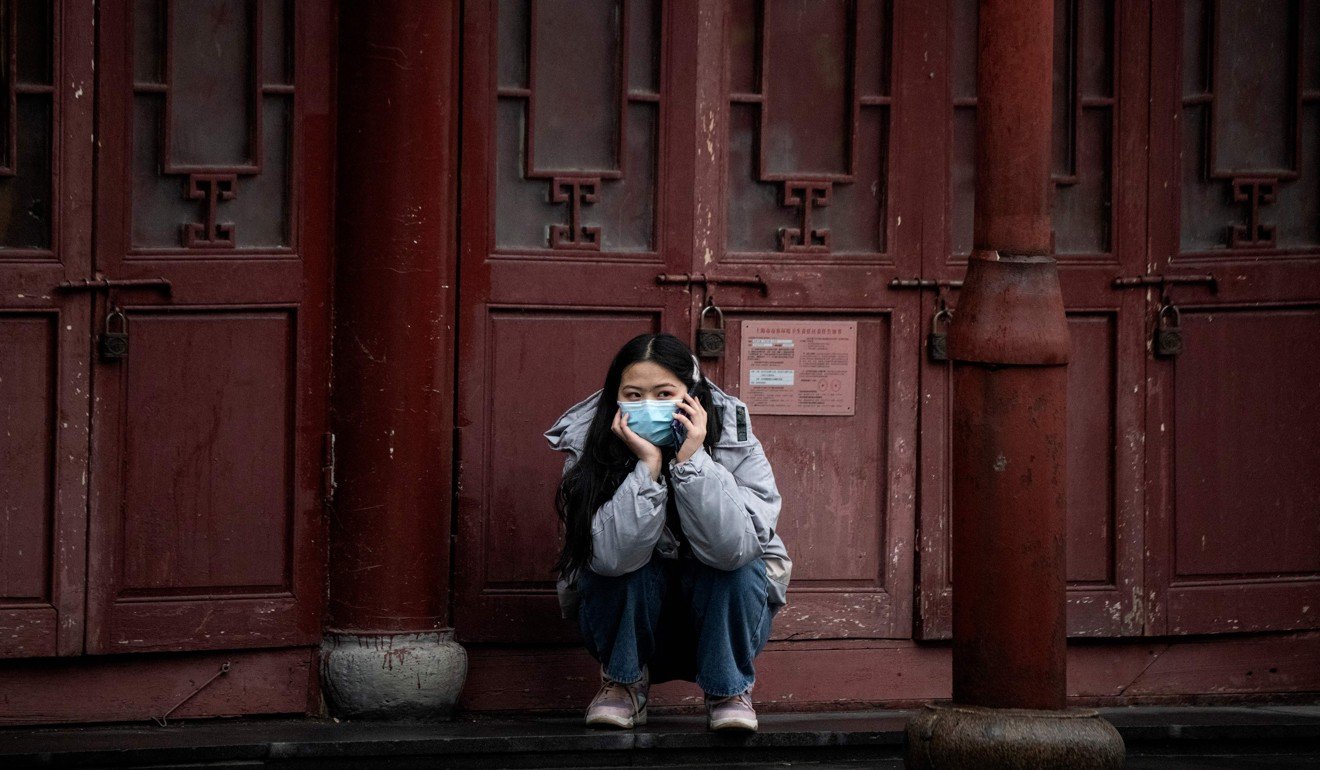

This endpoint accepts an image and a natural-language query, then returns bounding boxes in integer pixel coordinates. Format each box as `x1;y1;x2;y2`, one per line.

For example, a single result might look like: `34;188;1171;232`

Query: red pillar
948;259;1069;710
972;0;1055;256
321;0;466;719
951;0;1065;711
907;0;1123;764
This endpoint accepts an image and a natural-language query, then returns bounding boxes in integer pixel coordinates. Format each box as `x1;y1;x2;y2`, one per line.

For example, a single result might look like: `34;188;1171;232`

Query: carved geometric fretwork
952;0;1116;257
495;0;660;253
728;0;890;258
0;0;55;252
183;173;238;248
132;0;295;250
1181;0;1316;251
778;181;833;253
548;177;601;251
1227;177;1277;249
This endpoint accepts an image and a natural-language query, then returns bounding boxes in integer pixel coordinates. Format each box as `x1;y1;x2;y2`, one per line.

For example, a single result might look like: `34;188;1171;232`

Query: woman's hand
674;393;708;464
612;408;662;480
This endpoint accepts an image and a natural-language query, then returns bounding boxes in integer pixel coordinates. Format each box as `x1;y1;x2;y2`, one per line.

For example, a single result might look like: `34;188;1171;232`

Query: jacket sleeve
669;438;781;571
558;449;669;578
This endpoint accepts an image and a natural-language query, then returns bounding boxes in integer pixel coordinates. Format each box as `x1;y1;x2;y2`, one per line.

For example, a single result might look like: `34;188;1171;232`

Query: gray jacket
544;383;792;619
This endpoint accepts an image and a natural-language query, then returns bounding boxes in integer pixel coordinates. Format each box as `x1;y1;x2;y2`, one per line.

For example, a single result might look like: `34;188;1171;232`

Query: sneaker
584;667;649;729
706;686;757;732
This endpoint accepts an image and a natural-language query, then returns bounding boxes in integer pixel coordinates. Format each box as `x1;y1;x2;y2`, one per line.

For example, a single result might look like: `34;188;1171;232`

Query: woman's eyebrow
622;381;679;391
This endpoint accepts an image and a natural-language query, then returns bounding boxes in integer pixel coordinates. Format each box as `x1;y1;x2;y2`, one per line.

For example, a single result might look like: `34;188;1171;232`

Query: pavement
0;704;1317;768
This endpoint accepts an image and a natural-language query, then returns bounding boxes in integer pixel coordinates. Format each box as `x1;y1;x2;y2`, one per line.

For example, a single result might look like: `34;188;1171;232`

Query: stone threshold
1;705;1317;768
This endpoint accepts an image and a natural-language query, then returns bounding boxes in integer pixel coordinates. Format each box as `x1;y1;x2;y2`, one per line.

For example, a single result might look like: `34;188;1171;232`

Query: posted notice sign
739;320;857;415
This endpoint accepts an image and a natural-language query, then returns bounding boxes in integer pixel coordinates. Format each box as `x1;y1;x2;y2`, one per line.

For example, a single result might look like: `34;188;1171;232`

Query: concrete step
1;705;1317;768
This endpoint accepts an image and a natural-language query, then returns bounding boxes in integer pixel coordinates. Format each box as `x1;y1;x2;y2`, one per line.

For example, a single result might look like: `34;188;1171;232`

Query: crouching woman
544;333;792;732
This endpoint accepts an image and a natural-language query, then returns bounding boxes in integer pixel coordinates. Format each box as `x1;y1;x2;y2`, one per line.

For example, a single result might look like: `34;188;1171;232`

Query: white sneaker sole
709;715;758;732
586;706;648;729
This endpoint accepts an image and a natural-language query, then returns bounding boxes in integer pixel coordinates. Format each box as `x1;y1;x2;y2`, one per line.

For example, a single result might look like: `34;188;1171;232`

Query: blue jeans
577;556;774;697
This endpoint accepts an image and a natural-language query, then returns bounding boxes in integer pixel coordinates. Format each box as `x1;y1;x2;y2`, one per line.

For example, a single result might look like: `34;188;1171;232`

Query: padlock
928;307;953;362
696;301;726;358
1154;303;1183;358
100;307;129;361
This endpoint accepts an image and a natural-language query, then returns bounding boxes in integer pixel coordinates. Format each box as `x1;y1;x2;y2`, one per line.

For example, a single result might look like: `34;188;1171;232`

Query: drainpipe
906;0;1123;765
321;0;467;719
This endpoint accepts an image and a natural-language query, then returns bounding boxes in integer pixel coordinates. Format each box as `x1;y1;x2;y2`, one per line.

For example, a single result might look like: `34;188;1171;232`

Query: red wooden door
455;0;692;642
694;0;924;640
1144;0;1320;635
82;0;333;654
917;0;1320;641
0;0;95;658
456;0;926;642
916;0;1150;639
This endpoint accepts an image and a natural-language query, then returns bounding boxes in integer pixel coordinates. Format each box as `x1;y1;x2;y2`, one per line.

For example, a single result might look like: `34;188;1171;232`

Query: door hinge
322;431;337;506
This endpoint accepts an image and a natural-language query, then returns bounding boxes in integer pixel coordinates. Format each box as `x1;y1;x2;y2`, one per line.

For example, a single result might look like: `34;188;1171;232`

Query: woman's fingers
614;410;642;443
680;394;705;420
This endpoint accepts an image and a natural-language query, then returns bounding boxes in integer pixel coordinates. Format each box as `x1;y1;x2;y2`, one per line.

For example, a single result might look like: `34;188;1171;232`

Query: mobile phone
671;416;688;447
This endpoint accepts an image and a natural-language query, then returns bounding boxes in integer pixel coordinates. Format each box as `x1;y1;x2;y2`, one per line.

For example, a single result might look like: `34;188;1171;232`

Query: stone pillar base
905;703;1124;770
321;630;467;720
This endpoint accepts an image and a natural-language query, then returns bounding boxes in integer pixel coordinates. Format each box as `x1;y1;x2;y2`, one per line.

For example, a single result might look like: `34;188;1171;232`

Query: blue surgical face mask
617;399;682;447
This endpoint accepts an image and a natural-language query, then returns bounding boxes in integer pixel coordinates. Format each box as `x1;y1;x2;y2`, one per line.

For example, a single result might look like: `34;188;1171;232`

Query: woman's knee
579;556;667;600
691;558;768;603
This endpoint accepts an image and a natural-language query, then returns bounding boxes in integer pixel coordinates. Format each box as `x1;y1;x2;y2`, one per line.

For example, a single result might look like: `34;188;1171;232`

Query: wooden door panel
460;309;661;641
710;312;906;640
917;0;1147;639
1057;307;1145;635
0;0;94;658
1171;310;1320;578
116;311;294;594
708;0;919;640
1145;0;1320;635
1162;307;1320;633
455;0;686;643
0;314;58;655
919;307;1143;638
1063;314;1118;587
86;0;331;653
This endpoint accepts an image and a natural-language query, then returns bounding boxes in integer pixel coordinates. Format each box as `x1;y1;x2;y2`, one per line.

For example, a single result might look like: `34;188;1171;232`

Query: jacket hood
543;388;604;453
544;381;743;453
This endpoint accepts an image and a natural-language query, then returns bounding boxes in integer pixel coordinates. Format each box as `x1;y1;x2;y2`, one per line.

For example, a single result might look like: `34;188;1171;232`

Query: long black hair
554;333;723;577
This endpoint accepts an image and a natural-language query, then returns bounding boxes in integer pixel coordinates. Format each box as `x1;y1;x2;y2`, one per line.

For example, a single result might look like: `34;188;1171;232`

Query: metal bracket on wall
1111;274;1218;292
153;662;231;726
56;273;174;296
888;278;964;291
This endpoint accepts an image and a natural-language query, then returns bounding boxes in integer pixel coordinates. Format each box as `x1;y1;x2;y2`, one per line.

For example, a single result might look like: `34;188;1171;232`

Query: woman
544;333;792;732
